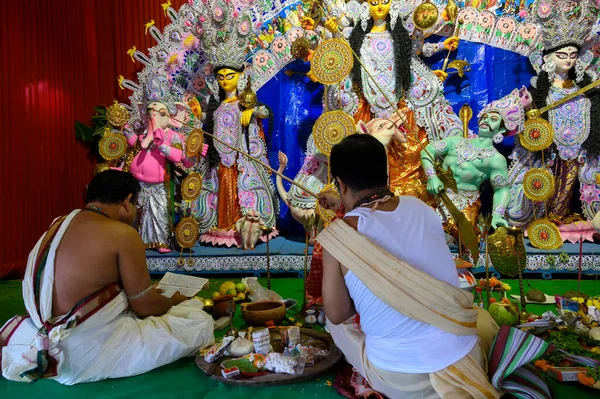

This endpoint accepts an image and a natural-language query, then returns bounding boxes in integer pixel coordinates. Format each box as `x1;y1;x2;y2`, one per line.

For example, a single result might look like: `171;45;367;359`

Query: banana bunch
586;298;600;309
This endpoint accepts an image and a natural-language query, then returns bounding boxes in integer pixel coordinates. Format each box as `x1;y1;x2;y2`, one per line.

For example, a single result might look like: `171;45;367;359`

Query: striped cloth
488;326;552;399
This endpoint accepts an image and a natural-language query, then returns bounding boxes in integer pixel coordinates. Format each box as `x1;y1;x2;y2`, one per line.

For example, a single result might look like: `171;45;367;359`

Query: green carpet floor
1;278;599;398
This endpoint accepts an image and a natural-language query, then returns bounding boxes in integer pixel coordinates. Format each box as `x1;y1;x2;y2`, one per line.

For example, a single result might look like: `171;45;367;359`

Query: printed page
156;272;208;297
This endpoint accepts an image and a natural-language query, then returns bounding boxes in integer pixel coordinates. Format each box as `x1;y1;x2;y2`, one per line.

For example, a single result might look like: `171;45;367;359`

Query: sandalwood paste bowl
241;301;286;326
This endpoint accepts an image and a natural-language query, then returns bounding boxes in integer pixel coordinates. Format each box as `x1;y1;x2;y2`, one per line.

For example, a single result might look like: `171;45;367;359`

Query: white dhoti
1;210;214;385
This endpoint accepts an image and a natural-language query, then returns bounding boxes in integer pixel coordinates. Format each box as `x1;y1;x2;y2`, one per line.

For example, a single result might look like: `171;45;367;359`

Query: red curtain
0;0;186;278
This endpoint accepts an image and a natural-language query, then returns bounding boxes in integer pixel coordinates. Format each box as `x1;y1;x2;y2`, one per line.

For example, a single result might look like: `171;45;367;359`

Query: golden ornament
182;173;203;201
106;100;130;128
527;219;562;250
523;168;555;202
93;163;111;176
310;39;353;85
186;129;204;157
99;132;127;161
239;76;258;109
313;111;356;156
487;227;527;277
175;217;200;248
187;97;202;119
291;37;311;60
520;116;553;152
316;183;338;225
413;0;439;31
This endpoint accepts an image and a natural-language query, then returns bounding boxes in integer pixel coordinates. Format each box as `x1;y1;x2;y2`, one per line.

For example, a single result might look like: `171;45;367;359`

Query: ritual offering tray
196;328;342;386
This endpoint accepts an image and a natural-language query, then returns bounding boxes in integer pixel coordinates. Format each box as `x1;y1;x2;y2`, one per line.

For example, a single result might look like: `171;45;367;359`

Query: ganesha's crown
195;0;253;70
533;0;600;52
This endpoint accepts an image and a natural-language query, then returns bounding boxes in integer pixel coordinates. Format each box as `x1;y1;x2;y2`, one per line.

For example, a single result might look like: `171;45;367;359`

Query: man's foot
350;368;385;399
158;248;171;254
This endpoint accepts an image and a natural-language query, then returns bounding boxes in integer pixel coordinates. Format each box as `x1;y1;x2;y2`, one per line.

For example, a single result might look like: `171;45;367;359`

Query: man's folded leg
327;317;440;399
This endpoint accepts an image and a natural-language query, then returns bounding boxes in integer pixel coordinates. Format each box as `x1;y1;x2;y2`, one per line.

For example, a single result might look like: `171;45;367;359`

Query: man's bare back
52;211;137;316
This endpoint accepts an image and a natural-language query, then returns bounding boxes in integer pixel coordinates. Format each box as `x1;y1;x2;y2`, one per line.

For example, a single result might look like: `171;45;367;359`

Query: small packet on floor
221;366;240;379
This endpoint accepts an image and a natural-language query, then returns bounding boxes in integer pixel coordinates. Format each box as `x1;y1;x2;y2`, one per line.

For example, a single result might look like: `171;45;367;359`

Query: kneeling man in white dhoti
317;135;502;398
1;170;214;385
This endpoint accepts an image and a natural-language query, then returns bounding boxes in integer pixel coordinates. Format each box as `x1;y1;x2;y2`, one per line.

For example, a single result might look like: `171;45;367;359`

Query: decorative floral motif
455;138;498;165
549;85;591;161
361;31;397;118
580;183;600;204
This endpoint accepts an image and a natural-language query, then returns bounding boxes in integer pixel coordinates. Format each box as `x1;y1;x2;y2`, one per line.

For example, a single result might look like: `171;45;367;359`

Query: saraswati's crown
532;0;600;52
196;0;253;70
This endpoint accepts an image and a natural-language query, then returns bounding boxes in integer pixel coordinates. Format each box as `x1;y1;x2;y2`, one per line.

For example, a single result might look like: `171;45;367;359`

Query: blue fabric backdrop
256;40;536;233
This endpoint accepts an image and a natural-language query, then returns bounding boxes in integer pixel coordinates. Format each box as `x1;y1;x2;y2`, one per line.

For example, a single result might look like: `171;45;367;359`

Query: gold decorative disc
106;101;130;128
310;39;353;85
523;168;555;202
186;129;204;157
99;133;127;160
313;111;356;156
316;183;338;225
520;118;553;152
182;173;203;201
175;217;199;248
413;1;439;30
527;219;562;250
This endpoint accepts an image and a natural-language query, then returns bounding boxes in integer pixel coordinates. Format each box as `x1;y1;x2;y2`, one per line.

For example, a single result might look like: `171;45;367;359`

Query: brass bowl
241;301;286;327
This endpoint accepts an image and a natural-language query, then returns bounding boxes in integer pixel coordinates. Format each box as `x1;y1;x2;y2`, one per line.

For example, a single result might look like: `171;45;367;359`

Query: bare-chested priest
1;170;214;385
317;135;502;398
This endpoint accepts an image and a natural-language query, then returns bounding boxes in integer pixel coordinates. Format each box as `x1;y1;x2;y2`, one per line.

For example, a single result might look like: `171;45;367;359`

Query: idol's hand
432;70;448;82
307;69;318;83
153;128;165;145
141;130;154;149
426;175;444;195
305;49;315;62
318;189;342;212
301;17;315;30
241;108;255;127
444;37;459;51
324;17;338;33
491;214;509;229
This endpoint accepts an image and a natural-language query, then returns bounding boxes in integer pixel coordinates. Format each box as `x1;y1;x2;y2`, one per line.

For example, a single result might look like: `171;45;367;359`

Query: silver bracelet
127;285;153;300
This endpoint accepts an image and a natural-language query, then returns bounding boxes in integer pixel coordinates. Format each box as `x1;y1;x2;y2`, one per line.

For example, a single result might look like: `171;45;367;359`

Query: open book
156;272;209;298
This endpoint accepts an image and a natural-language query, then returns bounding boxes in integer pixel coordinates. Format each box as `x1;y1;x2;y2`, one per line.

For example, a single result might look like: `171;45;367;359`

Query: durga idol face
216;68;241;94
369;0;391;21
544;46;579;75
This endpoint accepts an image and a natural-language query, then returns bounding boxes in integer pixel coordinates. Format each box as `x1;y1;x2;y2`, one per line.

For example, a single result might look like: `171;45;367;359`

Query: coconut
488;302;520;327
526;289;546;302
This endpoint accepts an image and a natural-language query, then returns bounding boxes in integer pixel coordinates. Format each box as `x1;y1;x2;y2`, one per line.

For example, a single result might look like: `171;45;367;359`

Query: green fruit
488;302;520;327
236;283;246;293
220;281;236;296
212;292;221;300
226;289;237;296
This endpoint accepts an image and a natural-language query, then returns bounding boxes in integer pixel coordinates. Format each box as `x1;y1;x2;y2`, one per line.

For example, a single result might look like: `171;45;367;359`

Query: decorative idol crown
478;87;532;136
143;73;178;115
195;0;253;70
532;0;600;52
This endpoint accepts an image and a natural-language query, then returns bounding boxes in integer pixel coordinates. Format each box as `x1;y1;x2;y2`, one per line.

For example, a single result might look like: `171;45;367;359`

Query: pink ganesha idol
124;98;205;253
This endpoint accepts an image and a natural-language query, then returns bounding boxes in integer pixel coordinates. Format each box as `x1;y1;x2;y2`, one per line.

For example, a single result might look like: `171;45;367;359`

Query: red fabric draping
0;0;185;278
